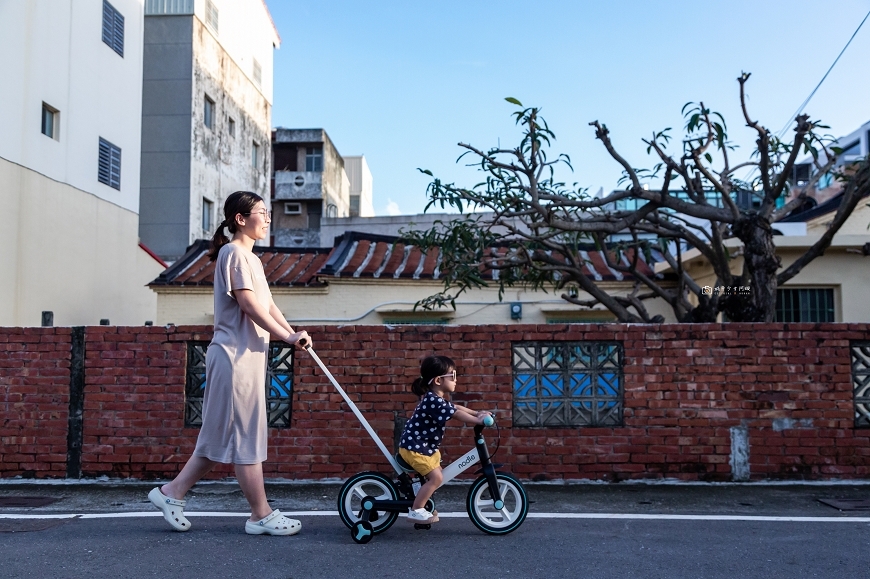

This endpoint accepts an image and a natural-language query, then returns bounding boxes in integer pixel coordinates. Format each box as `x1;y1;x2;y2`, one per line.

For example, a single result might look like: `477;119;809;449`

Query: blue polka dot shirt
399;391;457;456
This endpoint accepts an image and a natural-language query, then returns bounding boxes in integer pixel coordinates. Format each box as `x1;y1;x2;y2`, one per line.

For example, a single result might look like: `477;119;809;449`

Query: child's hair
412;354;456;397
208;191;265;261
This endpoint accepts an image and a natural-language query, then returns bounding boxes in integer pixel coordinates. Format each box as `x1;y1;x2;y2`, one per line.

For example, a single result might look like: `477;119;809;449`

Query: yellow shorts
398;448;441;476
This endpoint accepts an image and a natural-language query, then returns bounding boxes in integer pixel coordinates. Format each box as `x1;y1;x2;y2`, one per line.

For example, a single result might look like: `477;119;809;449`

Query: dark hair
208;191;265;261
411;354;456;397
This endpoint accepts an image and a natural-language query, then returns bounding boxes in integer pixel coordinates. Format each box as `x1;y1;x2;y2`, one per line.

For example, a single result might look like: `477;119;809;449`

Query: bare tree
404;74;869;322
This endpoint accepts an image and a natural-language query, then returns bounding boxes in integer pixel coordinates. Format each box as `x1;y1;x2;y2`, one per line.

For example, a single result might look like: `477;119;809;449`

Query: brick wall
0;327;71;477
1;323;868;481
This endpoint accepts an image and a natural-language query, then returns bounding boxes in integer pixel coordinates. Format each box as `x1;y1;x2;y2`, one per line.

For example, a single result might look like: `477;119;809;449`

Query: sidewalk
2;478;869;518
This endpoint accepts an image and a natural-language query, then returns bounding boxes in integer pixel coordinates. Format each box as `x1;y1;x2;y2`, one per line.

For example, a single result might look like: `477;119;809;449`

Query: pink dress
193;243;272;464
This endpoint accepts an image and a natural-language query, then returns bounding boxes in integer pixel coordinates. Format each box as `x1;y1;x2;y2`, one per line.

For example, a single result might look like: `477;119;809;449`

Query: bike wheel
337;471;400;534
466;473;529;535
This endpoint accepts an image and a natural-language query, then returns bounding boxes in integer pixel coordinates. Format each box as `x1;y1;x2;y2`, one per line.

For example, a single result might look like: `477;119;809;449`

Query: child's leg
412;466;443;510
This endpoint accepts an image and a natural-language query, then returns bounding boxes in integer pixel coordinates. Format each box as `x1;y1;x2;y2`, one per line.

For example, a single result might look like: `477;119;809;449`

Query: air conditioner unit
284;202;302;215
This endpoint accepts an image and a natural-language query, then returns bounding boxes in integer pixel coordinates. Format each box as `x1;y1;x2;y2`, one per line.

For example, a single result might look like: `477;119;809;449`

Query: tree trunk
729;216;781;322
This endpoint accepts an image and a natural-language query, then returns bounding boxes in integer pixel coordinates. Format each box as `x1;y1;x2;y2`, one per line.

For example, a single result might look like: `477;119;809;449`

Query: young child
398;354;492;524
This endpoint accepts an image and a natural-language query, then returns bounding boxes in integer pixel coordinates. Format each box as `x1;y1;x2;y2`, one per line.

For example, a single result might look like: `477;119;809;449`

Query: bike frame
306;347;504;506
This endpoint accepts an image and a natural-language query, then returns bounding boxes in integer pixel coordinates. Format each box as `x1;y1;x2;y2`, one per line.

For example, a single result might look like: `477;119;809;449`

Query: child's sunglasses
429;370;457;383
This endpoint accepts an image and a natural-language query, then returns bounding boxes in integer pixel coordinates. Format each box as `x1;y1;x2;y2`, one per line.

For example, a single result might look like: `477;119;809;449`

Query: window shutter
102;1;124;57
98;138;122;190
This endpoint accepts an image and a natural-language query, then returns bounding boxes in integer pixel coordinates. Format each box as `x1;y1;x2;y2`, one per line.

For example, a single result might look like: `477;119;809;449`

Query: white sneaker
407;508;437;523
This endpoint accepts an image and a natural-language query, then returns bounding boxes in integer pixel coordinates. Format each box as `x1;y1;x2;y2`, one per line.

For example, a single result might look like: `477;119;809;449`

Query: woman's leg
412;467;443;510
235;462;272;521
161;456;216;500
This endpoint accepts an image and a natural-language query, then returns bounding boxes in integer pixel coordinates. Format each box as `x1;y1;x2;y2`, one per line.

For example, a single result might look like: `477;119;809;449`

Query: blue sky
266;1;870;216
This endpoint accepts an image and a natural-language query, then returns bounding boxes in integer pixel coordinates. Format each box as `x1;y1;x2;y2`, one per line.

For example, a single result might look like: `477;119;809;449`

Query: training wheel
351;521;374;544
414;523;431;530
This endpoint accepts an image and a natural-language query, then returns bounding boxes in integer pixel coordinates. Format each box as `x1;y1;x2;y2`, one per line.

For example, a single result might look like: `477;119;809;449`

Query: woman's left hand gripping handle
288;330;311;350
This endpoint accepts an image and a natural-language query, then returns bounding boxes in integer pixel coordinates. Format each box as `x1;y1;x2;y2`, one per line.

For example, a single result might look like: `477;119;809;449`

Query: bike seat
394;452;417;474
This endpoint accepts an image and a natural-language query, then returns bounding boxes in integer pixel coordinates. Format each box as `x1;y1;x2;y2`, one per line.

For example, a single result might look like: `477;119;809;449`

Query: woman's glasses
244;210;272;219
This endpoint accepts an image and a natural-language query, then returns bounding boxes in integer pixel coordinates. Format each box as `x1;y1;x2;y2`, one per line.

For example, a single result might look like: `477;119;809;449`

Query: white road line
2;511;869;522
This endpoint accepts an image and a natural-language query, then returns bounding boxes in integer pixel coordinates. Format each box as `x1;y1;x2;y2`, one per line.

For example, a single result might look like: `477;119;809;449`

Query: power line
775;8;870;140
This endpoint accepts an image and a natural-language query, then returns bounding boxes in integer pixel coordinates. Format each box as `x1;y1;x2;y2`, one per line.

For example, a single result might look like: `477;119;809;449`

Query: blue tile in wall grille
184;341;294;428
513;342;624;427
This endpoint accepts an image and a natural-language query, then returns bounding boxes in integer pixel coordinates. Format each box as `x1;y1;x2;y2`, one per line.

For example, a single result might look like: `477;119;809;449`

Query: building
788;119;870;206
319;212;471;248
149;231;670;326
0;0;166;326
271;128;351;247
344;155;374;218
139;0;280;261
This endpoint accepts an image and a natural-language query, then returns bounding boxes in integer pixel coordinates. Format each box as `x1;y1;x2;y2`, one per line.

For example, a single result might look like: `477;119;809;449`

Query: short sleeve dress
193;243;273;465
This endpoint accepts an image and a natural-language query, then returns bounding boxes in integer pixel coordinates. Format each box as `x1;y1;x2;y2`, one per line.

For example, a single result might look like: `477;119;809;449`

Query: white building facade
0;0;165;326
344;155;374;218
140;0;280;261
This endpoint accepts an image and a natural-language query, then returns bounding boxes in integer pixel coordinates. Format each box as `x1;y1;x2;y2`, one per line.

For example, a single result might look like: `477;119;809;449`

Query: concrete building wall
688;235;870;323
139;15;194;258
344;155;374;217
153;277;678;326
0;0;144;214
272;129;351;247
0;158;164;326
189;15;272;246
139;0;278;261
320;212;483;247
0;0;162;326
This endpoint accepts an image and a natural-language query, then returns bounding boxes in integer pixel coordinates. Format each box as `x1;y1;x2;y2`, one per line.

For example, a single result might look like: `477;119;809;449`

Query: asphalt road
1;481;869;579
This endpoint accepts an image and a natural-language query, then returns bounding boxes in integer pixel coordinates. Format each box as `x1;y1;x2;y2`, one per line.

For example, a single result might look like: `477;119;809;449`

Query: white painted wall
0;0;144;214
345;155;375;217
0;0;164;326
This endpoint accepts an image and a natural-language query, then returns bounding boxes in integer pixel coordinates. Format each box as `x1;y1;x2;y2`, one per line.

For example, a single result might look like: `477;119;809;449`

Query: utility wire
776;8;870;139
742;8;870;183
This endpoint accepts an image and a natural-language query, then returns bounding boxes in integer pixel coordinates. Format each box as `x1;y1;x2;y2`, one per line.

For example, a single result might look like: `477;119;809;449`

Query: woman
149;191;311;536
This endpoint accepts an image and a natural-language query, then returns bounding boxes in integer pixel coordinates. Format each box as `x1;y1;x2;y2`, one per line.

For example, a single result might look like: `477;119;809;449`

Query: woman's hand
285;330;311;349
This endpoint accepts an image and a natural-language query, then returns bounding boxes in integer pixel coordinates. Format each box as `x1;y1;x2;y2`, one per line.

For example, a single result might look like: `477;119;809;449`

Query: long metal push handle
305;347;402;474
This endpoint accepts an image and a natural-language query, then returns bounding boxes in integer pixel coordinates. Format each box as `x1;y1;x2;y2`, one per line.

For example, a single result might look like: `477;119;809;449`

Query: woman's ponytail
207;219;230;261
207;191;264;261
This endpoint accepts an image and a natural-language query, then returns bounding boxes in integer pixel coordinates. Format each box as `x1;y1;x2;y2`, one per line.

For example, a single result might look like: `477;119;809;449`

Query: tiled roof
149;232;658;287
149;240;331;287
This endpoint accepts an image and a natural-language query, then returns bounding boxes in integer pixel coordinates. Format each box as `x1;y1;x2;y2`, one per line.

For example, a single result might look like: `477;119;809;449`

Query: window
284;202;302;215
228;117;235;137
205;0;219;33
306;146;323;172
512;342;624;427
840;140;861;157
252;141;260;169
775;288;835;322
101;0;124;57
41;103;58;139
791;163;811;187
97;137;122;190
252;58;262;87
202;198;213;233
853;341;870;428
204;94;214;130
185;342;295;427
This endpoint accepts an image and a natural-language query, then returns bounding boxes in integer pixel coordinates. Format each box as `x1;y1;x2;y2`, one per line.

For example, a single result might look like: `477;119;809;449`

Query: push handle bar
303;345;402;474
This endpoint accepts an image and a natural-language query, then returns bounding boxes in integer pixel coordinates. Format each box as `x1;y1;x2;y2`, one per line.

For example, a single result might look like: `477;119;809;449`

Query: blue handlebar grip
483;415;495;427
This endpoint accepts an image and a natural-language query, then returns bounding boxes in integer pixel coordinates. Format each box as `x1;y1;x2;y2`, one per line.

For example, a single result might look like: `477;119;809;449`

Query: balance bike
305;347;529;544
